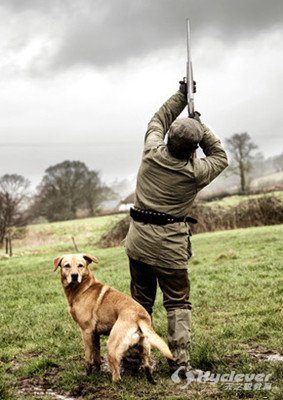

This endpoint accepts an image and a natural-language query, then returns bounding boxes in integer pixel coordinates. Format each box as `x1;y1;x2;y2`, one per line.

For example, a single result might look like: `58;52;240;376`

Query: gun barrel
186;19;194;117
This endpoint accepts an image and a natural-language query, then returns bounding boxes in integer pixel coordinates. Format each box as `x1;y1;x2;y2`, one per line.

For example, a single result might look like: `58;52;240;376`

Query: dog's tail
138;320;173;360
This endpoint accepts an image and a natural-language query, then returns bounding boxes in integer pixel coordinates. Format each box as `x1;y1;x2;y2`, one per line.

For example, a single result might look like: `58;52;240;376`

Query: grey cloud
1;0;283;70
0;0;69;13
52;0;283;69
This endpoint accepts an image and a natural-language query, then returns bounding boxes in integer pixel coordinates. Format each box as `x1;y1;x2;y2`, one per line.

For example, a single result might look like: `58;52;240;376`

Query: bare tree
0;174;30;246
226;133;258;193
272;153;283;172
83;171;115;216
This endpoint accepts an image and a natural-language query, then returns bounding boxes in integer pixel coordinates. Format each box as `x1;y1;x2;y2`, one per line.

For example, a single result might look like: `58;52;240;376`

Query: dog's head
53;253;98;285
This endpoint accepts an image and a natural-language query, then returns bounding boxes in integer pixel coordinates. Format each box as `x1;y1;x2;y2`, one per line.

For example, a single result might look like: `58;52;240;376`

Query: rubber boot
167;309;192;376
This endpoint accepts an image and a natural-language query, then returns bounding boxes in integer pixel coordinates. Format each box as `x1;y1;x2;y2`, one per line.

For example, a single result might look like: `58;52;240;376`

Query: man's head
167;118;203;160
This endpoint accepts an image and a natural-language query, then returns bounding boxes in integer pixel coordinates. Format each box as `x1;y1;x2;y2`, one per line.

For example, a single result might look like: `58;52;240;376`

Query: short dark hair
167;118;203;160
167;138;198;160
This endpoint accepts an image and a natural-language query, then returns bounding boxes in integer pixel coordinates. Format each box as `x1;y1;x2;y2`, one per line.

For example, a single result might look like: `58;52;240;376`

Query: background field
0;216;282;400
202;190;283;209
6;191;283;252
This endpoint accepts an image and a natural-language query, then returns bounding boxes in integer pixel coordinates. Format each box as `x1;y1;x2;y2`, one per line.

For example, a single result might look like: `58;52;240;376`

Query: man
124;81;228;375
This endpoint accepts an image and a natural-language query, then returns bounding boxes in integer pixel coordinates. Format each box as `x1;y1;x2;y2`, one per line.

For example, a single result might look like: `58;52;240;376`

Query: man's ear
54;256;64;271
83;254;99;265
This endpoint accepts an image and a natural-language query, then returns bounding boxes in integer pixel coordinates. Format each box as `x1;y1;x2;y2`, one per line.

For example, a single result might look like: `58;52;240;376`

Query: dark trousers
129;257;191;315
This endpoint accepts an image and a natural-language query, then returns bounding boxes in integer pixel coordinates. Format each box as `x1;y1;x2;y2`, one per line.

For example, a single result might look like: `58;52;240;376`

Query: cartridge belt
130;207;197;225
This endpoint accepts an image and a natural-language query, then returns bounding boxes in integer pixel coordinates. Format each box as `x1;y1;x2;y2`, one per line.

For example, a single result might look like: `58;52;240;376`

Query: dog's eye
78;263;84;268
64;264;70;268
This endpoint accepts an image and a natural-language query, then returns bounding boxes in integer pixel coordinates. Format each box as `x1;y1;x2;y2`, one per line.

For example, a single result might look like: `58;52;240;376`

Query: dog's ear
54;256;64;271
83;254;99;265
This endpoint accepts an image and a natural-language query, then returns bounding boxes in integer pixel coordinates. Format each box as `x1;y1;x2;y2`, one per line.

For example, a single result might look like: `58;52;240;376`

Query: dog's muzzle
71;273;79;282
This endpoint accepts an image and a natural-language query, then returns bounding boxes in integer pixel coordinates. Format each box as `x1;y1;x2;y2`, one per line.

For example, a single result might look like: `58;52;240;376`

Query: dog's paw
94;361;101;372
145;366;156;385
86;364;93;376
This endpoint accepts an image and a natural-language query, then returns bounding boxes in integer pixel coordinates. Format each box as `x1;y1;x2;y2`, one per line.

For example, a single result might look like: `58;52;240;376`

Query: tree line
0;133;282;247
0;160;114;246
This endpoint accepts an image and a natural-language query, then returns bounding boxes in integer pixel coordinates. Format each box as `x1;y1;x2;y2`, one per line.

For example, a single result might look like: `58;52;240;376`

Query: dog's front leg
92;332;101;371
81;329;95;375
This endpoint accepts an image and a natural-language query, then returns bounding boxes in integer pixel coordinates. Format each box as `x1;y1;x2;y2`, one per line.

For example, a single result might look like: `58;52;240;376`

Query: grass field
251;172;283;188
202;190;283;209
12;213;127;254
0;216;282;400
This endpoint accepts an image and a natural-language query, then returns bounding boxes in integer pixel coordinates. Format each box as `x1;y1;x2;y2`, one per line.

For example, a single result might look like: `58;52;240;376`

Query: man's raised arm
144;89;187;151
194;124;228;190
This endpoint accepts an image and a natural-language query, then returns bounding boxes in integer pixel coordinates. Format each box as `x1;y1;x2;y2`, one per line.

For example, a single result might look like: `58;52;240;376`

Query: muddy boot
170;363;204;382
167;309;192;377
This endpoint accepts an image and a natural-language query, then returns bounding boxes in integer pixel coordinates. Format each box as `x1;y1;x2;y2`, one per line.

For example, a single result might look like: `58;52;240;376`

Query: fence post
5;237;9;255
71;236;79;253
9;235;12;257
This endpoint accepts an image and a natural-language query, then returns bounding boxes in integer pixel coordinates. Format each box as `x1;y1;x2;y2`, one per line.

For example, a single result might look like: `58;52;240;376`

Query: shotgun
186;19;195;118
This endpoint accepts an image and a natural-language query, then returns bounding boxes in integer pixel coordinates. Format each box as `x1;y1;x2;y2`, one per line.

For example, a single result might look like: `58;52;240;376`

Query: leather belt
130;207;197;225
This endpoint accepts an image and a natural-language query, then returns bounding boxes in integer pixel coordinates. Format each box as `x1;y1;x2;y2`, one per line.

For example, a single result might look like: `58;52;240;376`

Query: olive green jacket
125;90;228;269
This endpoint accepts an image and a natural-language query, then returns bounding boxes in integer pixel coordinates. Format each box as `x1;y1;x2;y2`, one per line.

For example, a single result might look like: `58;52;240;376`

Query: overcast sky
0;0;282;189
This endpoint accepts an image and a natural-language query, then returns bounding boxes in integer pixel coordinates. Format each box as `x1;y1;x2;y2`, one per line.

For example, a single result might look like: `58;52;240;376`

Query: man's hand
191;111;201;122
179;78;201;122
179;79;197;94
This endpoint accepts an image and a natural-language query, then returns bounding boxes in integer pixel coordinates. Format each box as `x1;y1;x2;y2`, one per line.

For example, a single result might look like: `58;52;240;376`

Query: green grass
251;171;283;188
203;190;283;209
7;213;126;255
0;217;282;399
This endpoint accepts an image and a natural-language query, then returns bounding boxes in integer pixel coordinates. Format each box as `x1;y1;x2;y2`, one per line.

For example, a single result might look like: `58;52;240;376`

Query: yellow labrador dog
54;253;173;382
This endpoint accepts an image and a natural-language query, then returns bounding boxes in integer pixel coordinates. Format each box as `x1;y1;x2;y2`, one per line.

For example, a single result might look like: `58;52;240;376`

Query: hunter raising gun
125;20;228;379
